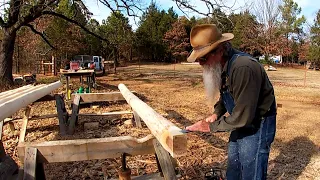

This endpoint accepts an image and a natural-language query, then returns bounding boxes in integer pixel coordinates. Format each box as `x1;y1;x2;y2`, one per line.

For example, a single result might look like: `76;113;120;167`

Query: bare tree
251;0;282;56
0;0;239;86
0;0;145;86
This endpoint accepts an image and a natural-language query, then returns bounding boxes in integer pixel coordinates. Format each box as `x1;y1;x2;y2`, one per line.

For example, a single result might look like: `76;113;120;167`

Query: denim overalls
222;53;277;180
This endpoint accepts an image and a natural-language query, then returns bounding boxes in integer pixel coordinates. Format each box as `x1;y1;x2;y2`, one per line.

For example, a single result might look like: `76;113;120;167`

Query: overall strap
226;52;251;76
222;52;252;114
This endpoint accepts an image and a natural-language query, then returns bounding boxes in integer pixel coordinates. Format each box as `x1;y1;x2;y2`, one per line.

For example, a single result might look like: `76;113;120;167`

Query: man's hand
205;114;218;123
186;120;210;132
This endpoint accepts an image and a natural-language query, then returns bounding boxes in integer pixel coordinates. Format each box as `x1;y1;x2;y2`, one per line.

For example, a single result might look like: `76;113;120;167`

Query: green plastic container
78;86;84;93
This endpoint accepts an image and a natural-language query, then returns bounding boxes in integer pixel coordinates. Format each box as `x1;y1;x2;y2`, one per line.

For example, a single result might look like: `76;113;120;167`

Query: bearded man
186;24;277;180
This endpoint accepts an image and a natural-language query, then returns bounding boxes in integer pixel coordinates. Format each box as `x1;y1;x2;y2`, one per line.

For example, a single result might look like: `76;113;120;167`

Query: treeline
9;0;320;73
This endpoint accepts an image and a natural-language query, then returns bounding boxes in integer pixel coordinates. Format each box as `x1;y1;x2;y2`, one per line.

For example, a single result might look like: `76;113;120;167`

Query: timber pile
0;81;62;122
0;82;187;179
0;81;62;179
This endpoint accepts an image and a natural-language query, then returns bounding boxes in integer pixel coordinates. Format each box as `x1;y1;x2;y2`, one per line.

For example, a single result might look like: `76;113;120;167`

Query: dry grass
2;64;320;179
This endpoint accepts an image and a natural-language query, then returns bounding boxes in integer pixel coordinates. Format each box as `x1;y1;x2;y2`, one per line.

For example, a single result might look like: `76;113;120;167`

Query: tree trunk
114;47;118;74
0;29;17;87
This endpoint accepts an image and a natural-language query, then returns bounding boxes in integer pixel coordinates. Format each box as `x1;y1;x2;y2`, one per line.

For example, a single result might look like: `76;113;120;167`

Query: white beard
203;63;222;107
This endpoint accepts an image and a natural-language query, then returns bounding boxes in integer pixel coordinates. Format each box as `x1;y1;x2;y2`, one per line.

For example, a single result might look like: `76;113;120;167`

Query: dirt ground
2;63;320;179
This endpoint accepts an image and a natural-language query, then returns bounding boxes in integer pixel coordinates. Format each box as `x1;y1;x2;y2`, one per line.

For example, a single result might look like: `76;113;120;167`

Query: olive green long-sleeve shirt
209;54;275;132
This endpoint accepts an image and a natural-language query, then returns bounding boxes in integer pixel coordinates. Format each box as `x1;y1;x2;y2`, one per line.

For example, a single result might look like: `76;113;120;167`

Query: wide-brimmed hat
187;24;234;62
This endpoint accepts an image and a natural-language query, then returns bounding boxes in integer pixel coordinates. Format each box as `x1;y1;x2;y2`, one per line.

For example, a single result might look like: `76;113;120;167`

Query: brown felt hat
187;24;234;62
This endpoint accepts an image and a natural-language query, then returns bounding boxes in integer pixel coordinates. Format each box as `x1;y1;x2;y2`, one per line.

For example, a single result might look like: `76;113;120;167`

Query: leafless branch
0;17;5;27
98;0;144;25
42;10;110;43
24;23;55;49
13;0;58;30
7;0;22;26
175;0;234;17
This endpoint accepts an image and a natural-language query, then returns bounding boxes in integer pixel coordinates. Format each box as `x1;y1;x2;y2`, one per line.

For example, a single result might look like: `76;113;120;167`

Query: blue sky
84;0;319;29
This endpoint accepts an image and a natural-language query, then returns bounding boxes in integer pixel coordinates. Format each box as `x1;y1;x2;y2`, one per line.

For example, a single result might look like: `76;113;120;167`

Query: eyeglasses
197;48;219;63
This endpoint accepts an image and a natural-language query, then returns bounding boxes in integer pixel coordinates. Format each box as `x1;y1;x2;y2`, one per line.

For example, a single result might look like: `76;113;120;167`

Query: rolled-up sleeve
210;66;261;132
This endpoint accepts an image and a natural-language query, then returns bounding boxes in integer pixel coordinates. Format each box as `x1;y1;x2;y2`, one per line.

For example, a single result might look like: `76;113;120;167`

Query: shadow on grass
269;136;318;179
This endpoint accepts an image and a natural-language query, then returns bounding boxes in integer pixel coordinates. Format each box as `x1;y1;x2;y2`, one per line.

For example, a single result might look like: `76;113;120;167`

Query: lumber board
17;135;155;163
3;114;59;123
0;121;3;140
30;114;59;120
68;94;80;134
70;92;135;103
133;110;142;128
0;155;19;179
0;85;32;98
0;81;62;122
153;139;177;180
0;140;5;159
0;85;46;105
55;95;67;135
3;111;128;123
23;147;37;180
19;106;31;143
118;84;187;157
78;111;132;116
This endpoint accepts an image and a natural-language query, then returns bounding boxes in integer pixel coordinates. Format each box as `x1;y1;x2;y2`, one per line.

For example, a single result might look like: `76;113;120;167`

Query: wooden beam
153;139;177;180
17;135;155;163
133;111;142;128
3;114;60;124
0;85;46;105
0;121;3;140
68;94;80;135
0;140;5;159
23;147;37;180
19;106;31;143
3;111;129;123
0;153;19;179
70;92;135;103
55;95;67;135
118;84;187;157
0;81;62;122
30;114;59;120
0;85;32;99
78;111;132;116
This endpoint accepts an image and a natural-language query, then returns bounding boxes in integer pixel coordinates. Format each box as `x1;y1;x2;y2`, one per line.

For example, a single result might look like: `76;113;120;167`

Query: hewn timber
153;139;177;180
133;111;142;128
0;85;32;99
0;81;62;122
3;111;132;123
23;147;37;180
79;111;132;116
0;84;46;105
70;92;135;103
118;84;187;157
68;94;80;134
19;106;31;143
55;95;68;135
0;121;3;140
17;135;155;163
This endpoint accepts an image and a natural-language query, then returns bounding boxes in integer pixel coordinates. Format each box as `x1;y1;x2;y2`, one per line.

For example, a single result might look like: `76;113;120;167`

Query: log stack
0;81;62;122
